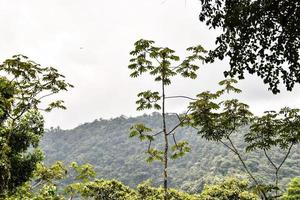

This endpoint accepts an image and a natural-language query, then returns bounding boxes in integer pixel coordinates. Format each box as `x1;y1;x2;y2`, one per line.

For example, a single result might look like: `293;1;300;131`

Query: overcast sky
1;0;300;129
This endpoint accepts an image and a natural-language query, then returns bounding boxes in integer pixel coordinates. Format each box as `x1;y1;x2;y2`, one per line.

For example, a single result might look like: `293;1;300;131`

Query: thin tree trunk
226;137;268;200
162;74;168;200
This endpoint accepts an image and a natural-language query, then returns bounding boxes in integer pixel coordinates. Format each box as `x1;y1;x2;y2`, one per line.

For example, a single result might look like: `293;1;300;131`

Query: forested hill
41;113;300;193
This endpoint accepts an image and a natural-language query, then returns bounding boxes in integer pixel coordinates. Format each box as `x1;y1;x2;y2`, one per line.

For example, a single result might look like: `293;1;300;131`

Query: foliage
199;0;300;93
65;162;96;198
245;108;300;151
136;180;199;200
5;161;202;200
199;177;259;200
78;179;137;200
5;161;67;200
0;55;73;197
6;159;266;200
188;79;300;198
282;178;300;200
128;39;206;199
41;114;300;194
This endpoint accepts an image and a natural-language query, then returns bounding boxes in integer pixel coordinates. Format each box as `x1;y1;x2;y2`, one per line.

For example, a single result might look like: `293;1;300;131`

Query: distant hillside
41;113;300;193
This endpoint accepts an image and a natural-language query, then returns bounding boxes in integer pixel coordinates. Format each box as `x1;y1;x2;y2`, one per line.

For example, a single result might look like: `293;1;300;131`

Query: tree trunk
162;74;168;200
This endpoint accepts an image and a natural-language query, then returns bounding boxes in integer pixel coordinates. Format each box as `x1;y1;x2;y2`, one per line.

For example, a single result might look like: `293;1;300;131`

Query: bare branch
227;137;260;186
37;92;56;101
148;140;152;151
263;149;278;171
170;63;182;71
278;144;294;171
167;112;180;120
172;133;178;147
152;130;163;137
165;96;196;101
167;123;182;136
220;140;236;153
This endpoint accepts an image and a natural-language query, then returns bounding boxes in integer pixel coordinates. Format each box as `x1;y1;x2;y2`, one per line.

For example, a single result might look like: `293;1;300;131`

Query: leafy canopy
128;39;206;199
0;55;73;196
187;79;300;198
199;0;300;93
128;39;207;163
199;177;259;200
282;178;300;200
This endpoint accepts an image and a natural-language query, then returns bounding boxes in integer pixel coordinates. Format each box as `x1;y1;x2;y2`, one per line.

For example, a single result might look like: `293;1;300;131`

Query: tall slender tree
128;39;206;199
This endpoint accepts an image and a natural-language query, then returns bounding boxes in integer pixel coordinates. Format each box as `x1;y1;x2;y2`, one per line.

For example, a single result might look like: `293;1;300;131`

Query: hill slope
41;113;300;193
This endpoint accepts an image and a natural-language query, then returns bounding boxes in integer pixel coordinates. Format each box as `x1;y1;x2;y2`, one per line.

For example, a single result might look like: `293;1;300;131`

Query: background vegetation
41;113;300;194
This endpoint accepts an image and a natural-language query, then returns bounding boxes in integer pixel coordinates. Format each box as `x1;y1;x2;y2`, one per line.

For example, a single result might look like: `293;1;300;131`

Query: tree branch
37;92;56;101
263;149;278;171
148;140;152;151
220;140;236;153
167;123;182;136
166;112;181;122
278;144;294;171
165;96;196;101
145;49;162;66
152;130;163;137
172;133;178;147
226;137;260;186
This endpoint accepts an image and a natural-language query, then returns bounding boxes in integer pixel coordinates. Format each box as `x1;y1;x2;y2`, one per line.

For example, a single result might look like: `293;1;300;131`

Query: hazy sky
1;0;300;129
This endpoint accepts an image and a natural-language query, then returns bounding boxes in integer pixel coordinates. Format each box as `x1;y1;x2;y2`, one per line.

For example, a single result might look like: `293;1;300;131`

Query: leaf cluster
282;178;300;200
170;141;191;160
136;91;161;111
199;0;300;93
128;39;206;85
0;55;73;196
245;108;300;152
188;79;251;141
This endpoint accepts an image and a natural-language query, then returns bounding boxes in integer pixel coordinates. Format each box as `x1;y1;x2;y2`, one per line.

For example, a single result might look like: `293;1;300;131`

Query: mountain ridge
41;113;300;193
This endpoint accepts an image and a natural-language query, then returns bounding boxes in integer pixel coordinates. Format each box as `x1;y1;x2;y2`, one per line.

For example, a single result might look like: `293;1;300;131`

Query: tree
187;79;300;199
282;178;300;200
7;161;95;200
199;0;300;93
0;55;73;197
128;39;206;199
6;161;68;200
245;107;300;196
74;179;137;200
65;162;97;200
40;111;300;193
136;180;198;200
199;177;259;200
7;160;201;200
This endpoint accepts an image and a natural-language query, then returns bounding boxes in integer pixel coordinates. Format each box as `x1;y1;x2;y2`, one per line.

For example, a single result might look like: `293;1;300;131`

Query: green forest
42;114;300;194
1;0;300;200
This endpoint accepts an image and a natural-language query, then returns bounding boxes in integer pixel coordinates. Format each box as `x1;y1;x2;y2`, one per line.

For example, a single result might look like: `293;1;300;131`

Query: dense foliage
41;114;300;195
187;79;300;198
5;161;260;200
0;55;72;197
1;19;300;198
199;177;259;200
282;178;300;200
199;0;300;93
